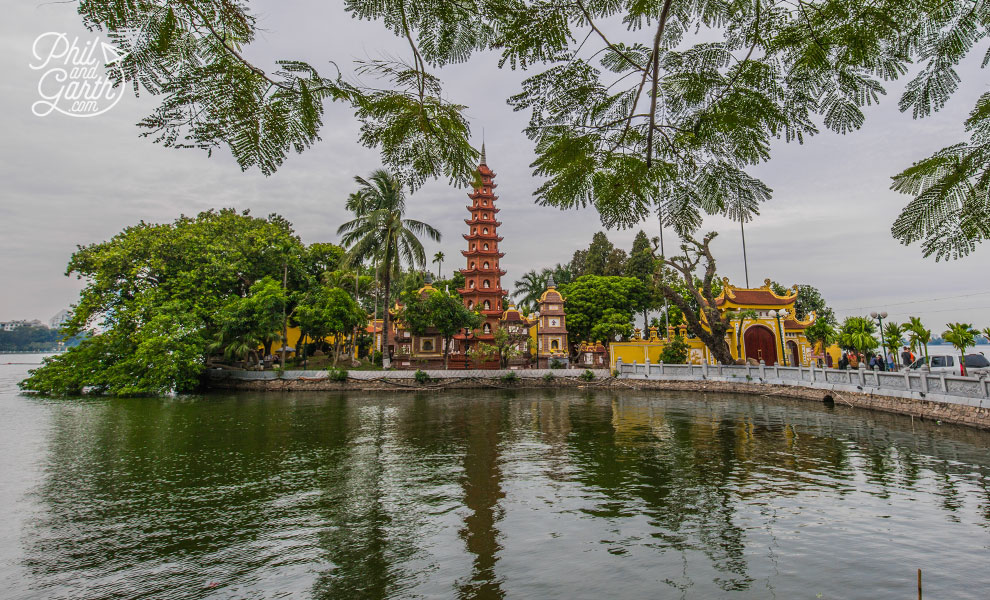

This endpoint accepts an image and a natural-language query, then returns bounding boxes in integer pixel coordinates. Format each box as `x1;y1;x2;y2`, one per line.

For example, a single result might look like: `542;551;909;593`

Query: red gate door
745;325;777;366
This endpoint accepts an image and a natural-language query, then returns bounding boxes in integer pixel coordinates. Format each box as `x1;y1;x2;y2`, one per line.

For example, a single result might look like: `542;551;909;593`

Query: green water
2;356;990;599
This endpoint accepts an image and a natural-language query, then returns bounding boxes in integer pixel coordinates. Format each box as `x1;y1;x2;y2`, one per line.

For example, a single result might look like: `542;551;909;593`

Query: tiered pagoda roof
455;144;508;341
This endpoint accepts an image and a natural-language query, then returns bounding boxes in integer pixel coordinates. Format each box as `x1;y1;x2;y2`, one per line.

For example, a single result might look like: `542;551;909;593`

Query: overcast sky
3;1;990;332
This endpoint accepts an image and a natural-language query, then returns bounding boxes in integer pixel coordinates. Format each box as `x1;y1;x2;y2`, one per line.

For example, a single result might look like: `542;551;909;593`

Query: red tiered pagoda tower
456;145;509;354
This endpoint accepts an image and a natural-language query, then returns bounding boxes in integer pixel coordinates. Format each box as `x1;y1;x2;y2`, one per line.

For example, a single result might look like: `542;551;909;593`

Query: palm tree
904;316;931;361
433;251;445;279
982;326;990;345
943;322;978;376
839;317;878;359
804;319;838;367
882;322;905;369
337;169;441;368
514;269;548;312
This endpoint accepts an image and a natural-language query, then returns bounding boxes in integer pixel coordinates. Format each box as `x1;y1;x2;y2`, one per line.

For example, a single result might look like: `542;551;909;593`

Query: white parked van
907;354;990;376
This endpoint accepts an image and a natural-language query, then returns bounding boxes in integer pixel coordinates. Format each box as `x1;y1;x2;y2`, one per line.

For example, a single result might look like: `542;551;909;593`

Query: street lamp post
870;311;888;367
771;309;787;366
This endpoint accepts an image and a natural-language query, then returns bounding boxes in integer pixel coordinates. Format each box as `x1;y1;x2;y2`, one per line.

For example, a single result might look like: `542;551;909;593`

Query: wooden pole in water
918;568;922;600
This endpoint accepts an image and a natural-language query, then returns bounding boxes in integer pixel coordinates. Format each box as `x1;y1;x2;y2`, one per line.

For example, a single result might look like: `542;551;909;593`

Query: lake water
2;354;990;599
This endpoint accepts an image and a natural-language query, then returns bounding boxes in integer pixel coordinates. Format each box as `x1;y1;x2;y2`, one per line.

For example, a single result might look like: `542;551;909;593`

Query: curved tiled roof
715;277;797;307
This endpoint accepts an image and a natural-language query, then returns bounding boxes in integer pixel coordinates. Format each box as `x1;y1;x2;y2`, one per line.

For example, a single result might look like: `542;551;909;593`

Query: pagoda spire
480;141;487;166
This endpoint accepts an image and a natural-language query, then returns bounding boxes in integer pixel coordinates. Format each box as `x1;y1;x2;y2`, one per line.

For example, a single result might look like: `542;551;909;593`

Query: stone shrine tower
456;145;508;352
536;274;569;367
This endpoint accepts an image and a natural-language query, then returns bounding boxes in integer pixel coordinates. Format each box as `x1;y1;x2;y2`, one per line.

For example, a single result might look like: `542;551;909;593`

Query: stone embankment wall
208;369;612;393
616;360;990;430
208;364;990;431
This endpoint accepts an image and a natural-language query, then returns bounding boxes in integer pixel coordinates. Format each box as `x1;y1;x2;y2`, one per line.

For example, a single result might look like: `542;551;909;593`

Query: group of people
836;346;916;371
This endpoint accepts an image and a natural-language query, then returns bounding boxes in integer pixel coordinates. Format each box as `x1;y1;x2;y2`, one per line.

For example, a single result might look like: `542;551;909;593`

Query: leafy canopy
559;275;648;346
76;1;990;256
20;209;306;396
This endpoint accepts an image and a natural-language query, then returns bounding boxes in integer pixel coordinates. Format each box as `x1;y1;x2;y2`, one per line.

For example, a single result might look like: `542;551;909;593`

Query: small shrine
535;274;569;367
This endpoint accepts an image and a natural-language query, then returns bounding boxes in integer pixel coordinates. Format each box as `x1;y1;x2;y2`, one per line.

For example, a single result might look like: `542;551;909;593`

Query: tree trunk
382;270;392;369
333;335;342;367
300;333;308;369
443;337;449;370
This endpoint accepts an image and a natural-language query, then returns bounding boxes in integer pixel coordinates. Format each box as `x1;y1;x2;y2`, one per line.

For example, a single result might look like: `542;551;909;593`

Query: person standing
901;346;912;367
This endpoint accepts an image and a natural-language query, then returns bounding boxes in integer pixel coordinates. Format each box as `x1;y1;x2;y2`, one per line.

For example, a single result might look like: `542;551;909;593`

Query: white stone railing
615;358;990;407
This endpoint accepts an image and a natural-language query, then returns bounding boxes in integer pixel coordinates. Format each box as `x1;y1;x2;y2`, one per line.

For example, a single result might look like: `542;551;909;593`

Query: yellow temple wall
608;321;821;369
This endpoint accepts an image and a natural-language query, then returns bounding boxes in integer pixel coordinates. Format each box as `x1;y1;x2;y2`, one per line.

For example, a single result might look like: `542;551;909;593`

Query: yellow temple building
610;278;836;369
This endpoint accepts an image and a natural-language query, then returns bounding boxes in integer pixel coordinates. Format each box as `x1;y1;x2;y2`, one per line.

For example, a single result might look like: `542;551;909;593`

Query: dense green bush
579;369;596;381
542;372;556;382
327;367;348;382
414;369;431;384
659;336;689;364
500;371;519;383
549;358;564;369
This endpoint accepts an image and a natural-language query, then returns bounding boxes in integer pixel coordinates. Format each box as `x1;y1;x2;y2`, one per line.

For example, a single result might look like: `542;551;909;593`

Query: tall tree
338;170;440;368
20;209;304;395
583;232;615;276
400;288;481;369
654;233;734;364
513;270;547;314
838;317;879;357
625;230;657;329
804;319;838;367
882;322;906;366
943;323;979;376
433;251;445;278
558;276;648;349
904;316;932;360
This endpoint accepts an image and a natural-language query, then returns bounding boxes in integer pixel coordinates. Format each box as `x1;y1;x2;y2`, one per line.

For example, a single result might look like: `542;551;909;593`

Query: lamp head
870;311;878;319
880;311;888;319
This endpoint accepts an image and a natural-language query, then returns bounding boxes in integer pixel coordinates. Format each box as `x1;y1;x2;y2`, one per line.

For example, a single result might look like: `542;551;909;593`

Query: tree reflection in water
14;390;990;600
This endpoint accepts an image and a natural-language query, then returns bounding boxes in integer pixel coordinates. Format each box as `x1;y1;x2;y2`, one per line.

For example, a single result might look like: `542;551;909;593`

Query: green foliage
943;323;978;355
338;170;440;367
211;277;287;364
559;275;648;348
579;369;596;382
659;335;689;364
804;320;838;355
78;1;990;255
904;316;932;359
20;209;303;396
549;358;564;369
838;317;879;354
0;325;63;352
882;322;906;357
500;371;519;383
414;369;431;384
77;1;478;184
542;372;555;382
295;286;367;365
399;288;481;368
467;342;497;366
491;327;527;368
327;367;349;382
770;284;837;324
892;91;990;260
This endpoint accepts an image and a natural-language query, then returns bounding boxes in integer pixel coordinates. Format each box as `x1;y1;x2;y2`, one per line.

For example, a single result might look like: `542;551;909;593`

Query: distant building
0;319;45;331
50;309;71;330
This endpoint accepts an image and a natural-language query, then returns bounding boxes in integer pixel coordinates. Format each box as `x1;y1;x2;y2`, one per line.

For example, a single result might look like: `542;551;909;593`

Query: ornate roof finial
547;273;556;288
480;141;486;166
424;271;434;285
